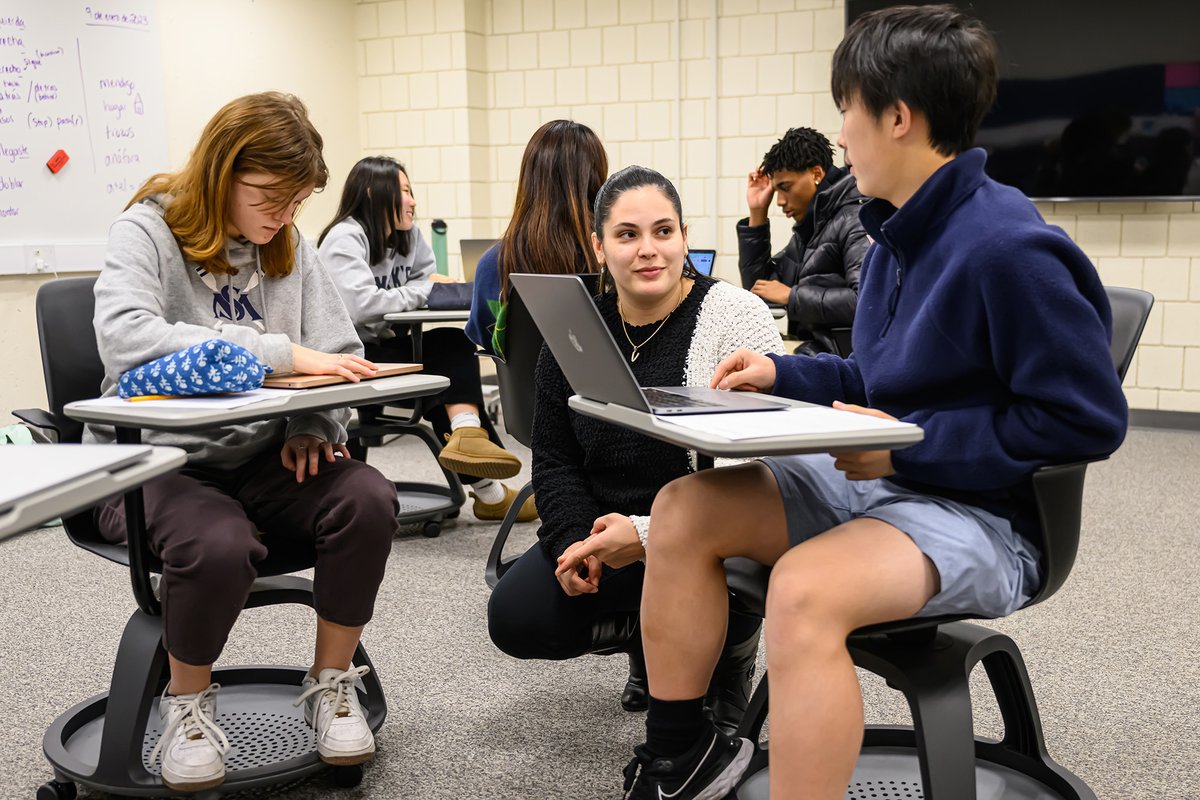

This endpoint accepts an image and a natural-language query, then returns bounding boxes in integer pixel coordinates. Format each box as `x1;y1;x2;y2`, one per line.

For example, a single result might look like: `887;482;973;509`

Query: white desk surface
0;445;186;538
567;395;924;457
383;309;471;324
63;374;449;432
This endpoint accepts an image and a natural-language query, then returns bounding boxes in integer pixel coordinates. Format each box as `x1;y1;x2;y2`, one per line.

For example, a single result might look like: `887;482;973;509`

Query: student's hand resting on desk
290;344;377;382
829;401;897;480
711;348;777;393
428;273;459;284
751;279;791;305
281;435;351;483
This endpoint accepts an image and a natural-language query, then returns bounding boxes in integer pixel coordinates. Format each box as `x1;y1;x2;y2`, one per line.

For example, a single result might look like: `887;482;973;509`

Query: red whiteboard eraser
47;150;69;173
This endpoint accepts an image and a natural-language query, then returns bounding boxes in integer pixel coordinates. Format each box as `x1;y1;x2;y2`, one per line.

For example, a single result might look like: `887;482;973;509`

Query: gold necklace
617;280;685;363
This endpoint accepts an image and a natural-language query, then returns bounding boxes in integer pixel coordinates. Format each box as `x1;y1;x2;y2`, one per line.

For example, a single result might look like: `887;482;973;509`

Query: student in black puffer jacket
737;127;870;355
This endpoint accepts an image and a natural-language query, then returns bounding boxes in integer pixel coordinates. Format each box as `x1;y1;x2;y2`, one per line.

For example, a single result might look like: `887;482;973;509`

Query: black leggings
365;326;505;484
488;542;760;660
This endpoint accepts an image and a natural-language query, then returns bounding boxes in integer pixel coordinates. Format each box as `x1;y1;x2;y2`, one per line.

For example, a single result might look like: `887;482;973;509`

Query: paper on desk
658;406;916;440
84;388;296;410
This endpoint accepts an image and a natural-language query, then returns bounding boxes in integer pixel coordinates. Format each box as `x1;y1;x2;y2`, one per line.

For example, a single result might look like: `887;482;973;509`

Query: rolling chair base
731;620;1097;800
352;418;469;538
736;741;1094;799
394;480;461;538
41;578;387;799
42;665;384;798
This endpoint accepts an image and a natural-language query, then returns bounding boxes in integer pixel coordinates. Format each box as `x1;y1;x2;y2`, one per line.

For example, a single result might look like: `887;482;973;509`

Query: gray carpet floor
2;425;1197;799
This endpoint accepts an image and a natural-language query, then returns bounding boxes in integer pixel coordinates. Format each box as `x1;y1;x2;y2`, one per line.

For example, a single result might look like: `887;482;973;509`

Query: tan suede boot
470;484;539;522
437;426;522;479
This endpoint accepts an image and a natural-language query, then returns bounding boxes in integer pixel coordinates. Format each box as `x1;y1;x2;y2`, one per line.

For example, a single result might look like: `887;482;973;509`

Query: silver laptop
460;238;498;282
510;274;786;416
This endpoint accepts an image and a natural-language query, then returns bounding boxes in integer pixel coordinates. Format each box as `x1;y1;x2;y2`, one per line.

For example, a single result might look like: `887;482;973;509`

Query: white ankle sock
472;478;506;504
450;411;482;431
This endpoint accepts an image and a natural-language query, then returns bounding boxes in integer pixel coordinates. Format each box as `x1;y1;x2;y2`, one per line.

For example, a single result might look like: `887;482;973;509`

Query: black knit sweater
530;277;720;559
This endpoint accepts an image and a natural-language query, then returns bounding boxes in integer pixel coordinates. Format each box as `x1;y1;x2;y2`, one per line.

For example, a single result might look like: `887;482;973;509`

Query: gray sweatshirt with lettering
318;218;437;344
84;197;364;468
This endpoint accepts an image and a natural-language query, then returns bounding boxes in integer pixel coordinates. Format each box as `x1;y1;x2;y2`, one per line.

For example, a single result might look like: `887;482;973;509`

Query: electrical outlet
33;249;46;272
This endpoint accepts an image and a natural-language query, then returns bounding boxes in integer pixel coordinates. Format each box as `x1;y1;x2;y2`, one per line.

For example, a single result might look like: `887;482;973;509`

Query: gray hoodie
318;218;436;344
84;197;364;468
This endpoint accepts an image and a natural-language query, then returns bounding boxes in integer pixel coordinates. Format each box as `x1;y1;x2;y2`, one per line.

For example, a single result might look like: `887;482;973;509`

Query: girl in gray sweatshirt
318;156;536;524
88;92;396;792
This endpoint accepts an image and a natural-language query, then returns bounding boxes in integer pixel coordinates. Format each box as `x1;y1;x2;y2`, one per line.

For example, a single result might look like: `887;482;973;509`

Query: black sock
645;695;706;758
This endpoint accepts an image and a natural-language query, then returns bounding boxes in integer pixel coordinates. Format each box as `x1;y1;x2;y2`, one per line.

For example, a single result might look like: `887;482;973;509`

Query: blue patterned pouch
117;339;270;399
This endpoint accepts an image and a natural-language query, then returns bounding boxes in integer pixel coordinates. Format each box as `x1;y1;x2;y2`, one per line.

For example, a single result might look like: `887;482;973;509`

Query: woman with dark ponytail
486;165;784;733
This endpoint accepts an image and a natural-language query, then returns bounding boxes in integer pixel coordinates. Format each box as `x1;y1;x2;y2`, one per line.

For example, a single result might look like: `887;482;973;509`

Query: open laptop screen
688;249;715;276
460;238;498;282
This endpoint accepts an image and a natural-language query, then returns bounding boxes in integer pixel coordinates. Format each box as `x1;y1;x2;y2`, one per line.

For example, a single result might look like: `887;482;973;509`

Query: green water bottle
430;218;449;276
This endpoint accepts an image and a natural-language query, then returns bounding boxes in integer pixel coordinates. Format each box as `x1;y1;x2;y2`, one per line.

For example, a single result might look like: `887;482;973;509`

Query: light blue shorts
761;454;1041;619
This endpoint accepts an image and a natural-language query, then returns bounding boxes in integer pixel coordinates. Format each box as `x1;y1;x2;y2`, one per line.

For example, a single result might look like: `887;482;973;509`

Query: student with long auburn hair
87;92;397;792
319;156;535;522
465;119;608;357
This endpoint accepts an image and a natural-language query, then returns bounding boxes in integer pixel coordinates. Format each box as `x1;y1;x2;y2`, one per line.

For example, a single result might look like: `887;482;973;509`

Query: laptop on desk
510;274;786;416
460;238;498;282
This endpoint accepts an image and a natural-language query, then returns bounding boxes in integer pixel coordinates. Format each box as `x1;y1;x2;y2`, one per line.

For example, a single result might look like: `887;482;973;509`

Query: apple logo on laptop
568;329;583;353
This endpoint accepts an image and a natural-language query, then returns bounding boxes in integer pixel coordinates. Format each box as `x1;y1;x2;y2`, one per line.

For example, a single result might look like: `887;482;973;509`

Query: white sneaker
150;683;230;791
294;665;375;765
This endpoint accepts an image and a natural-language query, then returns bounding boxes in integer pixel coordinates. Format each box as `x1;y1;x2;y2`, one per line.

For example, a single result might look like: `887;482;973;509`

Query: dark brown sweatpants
97;446;399;666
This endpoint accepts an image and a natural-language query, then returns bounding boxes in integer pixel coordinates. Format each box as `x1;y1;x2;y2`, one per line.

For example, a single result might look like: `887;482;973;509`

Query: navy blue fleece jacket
767;148;1128;533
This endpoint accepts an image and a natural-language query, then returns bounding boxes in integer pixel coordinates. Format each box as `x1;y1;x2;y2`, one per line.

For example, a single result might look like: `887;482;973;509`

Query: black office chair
347;324;468;538
480;280;543;590
14;278;386;800
727;286;1154;800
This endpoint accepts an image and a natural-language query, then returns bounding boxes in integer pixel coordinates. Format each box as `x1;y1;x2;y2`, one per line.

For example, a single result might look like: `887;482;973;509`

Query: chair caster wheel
36;781;77;800
331;763;363;788
423;521;441;538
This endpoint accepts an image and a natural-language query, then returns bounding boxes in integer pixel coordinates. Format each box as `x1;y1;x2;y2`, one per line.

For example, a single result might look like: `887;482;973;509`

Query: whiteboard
0;1;166;275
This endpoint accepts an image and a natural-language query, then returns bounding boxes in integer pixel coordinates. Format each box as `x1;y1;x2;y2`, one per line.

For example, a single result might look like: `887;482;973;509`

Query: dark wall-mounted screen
845;0;1200;200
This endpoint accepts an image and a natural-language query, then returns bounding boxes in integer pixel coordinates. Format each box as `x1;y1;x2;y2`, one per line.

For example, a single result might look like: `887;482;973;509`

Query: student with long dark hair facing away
87;92;398;792
488;165;784;732
465;119;608;357
603;7;1128;799
319;156;535;523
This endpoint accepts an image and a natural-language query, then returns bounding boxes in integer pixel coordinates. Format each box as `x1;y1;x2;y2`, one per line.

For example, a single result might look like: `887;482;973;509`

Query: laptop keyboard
643;388;720;408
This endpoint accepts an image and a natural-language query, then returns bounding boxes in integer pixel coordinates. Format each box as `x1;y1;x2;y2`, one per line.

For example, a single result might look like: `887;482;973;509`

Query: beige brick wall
354;0;847;281
1037;201;1200;412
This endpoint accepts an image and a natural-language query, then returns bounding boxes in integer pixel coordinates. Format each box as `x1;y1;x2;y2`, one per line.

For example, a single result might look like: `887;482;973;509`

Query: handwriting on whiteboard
0;2;165;234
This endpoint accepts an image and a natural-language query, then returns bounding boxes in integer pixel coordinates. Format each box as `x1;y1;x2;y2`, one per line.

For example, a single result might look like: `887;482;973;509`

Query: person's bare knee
765;551;858;658
645;474;713;562
647;462;789;565
764;520;941;655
